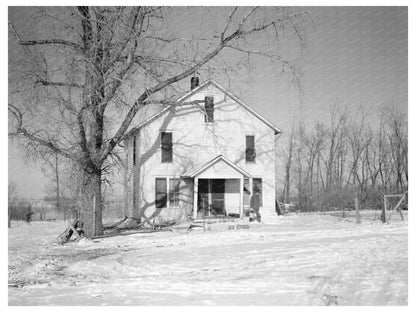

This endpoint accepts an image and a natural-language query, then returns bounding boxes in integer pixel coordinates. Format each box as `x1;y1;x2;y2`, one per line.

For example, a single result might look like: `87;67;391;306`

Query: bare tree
39;152;64;219
293;118;308;210
345;108;372;207
379;105;408;193
302;122;326;211
324;104;348;193
277;98;406;215
280;114;296;204
8;7;312;237
8;181;18;228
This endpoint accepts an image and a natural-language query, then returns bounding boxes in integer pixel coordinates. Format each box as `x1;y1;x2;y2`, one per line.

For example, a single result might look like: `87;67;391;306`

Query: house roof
182;155;252;178
125;79;282;138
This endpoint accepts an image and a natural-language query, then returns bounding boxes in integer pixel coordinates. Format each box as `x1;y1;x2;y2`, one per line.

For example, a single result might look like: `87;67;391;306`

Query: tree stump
57;219;84;244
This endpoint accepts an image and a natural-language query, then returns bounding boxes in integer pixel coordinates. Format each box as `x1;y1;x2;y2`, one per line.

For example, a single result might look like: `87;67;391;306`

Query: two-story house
124;78;280;223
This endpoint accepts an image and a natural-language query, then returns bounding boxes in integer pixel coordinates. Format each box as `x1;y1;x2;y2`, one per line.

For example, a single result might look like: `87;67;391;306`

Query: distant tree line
8;182;125;227
278;103;407;213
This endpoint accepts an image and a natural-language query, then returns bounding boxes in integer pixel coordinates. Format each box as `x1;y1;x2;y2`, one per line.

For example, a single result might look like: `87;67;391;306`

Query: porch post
193;177;198;219
249;177;253;195
239;177;244;219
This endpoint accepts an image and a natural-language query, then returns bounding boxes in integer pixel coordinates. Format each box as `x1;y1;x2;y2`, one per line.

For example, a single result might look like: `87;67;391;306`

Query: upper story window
161;132;173;163
246;135;256;163
204;96;214;123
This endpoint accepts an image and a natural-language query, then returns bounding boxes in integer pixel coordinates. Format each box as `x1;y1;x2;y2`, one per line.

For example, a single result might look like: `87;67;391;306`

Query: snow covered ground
8;212;408;306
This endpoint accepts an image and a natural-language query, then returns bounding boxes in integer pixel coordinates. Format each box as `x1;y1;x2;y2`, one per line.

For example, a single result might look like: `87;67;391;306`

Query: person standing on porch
250;188;261;222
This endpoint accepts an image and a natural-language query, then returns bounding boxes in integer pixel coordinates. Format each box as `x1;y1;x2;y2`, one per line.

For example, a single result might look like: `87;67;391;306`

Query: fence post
354;197;361;224
381;194;387;223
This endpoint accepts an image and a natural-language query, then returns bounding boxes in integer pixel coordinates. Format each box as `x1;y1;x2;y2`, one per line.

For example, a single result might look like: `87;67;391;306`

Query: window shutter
245;135;256;162
204;96;214;122
155;178;167;208
161;132;173;162
133;136;136;166
169;178;180;207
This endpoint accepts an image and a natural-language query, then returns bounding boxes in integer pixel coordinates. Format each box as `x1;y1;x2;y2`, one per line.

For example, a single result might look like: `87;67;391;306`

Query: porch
182;155;252;220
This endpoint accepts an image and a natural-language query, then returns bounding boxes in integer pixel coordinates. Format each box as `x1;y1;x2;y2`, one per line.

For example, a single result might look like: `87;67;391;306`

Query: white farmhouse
124;78;280;224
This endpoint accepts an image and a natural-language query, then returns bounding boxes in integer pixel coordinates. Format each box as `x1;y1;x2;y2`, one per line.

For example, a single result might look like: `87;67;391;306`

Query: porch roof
182;155;251;179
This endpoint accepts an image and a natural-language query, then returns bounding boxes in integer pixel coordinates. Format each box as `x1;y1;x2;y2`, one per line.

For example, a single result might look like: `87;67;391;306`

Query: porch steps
192;217;241;224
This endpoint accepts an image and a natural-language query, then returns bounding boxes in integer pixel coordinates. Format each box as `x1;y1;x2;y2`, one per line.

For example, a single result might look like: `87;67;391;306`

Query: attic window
204;96;214;123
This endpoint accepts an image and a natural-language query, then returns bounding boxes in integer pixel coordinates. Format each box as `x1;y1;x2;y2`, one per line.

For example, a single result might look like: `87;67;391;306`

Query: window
169;178;180;207
156;178;181;208
243;178;250;193
133;136;136;166
204;96;214;123
246;135;256;162
161;132;172;163
252;178;263;207
155;178;167;208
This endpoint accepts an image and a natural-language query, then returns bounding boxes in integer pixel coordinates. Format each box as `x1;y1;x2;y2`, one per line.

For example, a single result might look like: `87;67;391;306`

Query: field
8;212;408;306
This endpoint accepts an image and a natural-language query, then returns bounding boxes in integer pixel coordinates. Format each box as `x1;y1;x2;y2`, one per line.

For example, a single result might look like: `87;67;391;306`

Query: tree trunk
55;153;61;217
79;170;103;238
284;164;290;203
8;204;12;228
354;196;361;224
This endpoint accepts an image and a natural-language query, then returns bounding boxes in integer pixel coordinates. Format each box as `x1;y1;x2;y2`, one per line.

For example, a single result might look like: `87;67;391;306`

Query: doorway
197;179;225;216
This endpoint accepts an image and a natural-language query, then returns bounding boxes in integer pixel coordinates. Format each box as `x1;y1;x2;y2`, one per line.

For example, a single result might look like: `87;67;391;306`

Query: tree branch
35;79;83;88
239;7;259;30
9;23;83;52
97;7;143;115
221;7;238;41
8;104;78;162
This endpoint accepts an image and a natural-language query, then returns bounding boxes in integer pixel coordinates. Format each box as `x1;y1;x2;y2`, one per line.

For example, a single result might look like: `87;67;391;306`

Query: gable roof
125;79;282;137
182;154;251;178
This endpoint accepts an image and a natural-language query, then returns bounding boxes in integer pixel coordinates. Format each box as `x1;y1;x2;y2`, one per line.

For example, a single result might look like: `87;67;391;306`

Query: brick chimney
191;76;199;90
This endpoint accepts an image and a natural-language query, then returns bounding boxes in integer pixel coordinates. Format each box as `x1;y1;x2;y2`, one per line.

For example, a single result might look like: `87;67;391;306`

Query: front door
211;179;225;215
198;179;225;216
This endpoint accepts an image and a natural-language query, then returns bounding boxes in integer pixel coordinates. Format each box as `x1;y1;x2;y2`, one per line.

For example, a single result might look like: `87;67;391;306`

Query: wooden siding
125;83;276;221
195;159;245;179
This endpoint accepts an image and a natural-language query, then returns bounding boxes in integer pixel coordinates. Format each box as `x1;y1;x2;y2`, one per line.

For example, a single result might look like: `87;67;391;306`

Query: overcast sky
8;6;408;199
